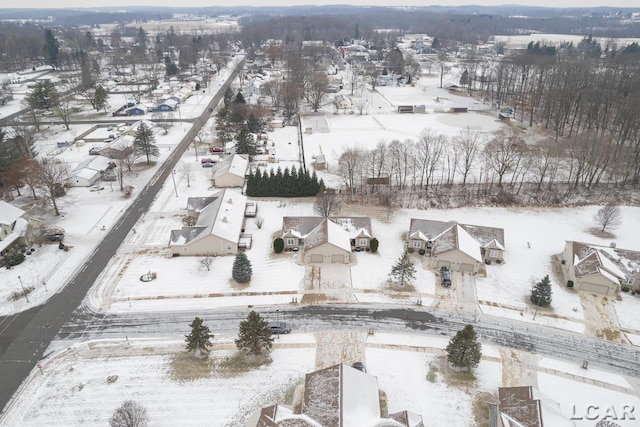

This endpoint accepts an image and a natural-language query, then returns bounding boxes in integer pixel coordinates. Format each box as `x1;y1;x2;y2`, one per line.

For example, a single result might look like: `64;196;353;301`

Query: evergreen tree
389;250;416;286
134;122;159;164
43;29;60;68
27;80;59;110
232;252;253;283
531;275;552;307
446;324;482;370
235;310;273;355
184;316;213;356
223;86;234;107
235;125;256;156
247;112;261;133
92;85;109;112
234;91;246;104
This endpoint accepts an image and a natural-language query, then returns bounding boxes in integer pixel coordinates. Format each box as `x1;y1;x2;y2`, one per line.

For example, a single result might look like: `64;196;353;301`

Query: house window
489;250;498;258
358;238;368;246
412;240;422;248
286;238;295;246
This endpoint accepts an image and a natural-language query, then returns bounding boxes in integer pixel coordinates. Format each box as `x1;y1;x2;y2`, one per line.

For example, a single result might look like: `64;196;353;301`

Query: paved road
58;304;640;379
0;57;246;415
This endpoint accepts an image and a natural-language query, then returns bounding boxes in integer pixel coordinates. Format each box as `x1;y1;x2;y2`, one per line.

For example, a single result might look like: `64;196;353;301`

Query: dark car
352;362;366;372
440;266;452;287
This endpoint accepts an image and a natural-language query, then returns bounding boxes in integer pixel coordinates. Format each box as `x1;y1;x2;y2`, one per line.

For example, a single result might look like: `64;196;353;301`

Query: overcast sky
10;0;638;9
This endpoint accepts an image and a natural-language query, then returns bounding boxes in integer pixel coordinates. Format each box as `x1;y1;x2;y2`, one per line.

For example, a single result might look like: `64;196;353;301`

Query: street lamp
18;276;29;303
532;291;542;320
276;309;280;339
171;170;178;198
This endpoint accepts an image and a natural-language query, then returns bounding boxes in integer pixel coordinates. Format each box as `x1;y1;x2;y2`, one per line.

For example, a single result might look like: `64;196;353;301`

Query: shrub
485;259;492;265
622;286;630;293
407;247;414;254
273;238;284;253
369;238;379;253
4;252;25;266
418;249;426;256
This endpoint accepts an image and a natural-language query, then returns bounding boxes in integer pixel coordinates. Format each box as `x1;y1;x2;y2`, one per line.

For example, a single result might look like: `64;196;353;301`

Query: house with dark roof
494;386;574;427
169;189;249;256
254;364;423;427
281;216;374;264
561;241;640;296
407;219;505;273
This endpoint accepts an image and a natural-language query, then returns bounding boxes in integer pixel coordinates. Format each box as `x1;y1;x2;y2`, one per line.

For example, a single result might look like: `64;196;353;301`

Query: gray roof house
254;364;423;427
281;216;374;264
407;219;505;273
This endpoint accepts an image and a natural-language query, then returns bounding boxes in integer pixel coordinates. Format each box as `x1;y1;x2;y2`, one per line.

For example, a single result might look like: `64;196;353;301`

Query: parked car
202;162;214;168
89;185;104;192
210;146;223;153
268;321;292;334
440;266;452;287
89;147;101;155
352;362;366;372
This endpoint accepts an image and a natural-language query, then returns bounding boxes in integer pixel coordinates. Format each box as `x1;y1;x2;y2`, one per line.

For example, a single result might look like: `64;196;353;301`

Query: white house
0;201;40;256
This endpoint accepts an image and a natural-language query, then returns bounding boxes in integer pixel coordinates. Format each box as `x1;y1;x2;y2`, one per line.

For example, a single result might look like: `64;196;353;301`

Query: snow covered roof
282;217;373;240
570;241;630;283
212;154;249;180
304;219;352;253
258;364;423;427
87;155;113;172
498;386;574;427
409;218;505;249
73;168;101;181
0;201;24;225
431;224;483;263
169;189;246;246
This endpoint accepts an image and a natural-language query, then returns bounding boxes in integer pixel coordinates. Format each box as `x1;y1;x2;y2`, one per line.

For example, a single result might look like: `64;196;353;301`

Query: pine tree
446;324;482;370
223;86;234;107
235;310;273;355
184;316;213;356
234;91;246;104
531;275;552;307
134;122;159;164
235;125;256;156
232;252;253;283
389;250;416;286
43;29;60;68
247;112;260;133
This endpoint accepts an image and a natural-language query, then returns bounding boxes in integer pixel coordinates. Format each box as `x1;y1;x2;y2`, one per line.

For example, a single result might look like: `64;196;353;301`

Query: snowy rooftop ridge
256;364;423;427
570;241;635;282
0;201;24;226
409;218;505;248
212;153;249;180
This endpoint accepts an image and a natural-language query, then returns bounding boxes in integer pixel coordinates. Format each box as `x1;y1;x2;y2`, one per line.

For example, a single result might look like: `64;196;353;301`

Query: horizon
2;0;639;10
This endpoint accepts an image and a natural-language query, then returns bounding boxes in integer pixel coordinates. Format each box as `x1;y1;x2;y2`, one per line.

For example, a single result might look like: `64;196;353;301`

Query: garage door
437;260;451;268
460;263;475;273
331;254;345;263
579;282;610;295
310;254;324;263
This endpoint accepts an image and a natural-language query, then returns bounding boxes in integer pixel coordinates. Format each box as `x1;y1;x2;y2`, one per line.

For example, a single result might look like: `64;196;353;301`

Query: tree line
245;166;322;197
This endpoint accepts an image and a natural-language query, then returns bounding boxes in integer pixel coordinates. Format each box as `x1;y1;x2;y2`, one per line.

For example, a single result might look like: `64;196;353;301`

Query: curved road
58;304;640;378
0;57;246;415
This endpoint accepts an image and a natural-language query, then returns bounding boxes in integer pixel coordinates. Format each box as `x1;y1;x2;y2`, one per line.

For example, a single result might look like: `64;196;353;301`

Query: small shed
315;154;326;170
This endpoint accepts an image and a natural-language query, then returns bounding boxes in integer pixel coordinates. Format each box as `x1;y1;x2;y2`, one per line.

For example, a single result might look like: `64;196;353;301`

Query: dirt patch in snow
169;351;272;382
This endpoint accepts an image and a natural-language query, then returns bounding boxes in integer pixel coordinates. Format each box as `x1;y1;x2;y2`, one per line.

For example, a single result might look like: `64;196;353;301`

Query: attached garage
310;254;324;263
578;282;612;296
460;263;475;273
437;260;451;268
331;254;346;263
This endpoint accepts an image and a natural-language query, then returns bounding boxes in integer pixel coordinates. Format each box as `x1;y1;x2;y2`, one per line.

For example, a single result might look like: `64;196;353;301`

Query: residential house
561;241;640;296
493;386;574;427
407;219;505;273
152;98;178;112
0;201;41;256
211;154;249;188
125;105;147;116
335;94;352;109
69;155;114;187
169;189;249;256
254;364;423;427
281;216;374;264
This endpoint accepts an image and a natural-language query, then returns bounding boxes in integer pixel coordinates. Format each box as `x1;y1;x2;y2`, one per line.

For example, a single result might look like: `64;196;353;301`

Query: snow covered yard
0;339;316;427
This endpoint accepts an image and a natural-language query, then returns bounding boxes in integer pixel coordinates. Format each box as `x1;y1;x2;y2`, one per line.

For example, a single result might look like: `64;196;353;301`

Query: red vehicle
201;157;217;164
210;146;223;153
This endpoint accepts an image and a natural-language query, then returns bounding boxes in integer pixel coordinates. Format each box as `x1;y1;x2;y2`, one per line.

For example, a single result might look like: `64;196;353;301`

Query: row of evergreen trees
245;166;323;197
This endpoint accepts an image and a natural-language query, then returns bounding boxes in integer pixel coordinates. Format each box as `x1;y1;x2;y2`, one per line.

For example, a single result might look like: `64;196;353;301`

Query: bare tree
348;63;361;96
38;158;69;216
455;127;482;186
484;128;526;186
152;112;174;135
307;71;329;112
313;189;342;217
179;162;195;187
593;205;622;232
337;147;364;196
53;97;73;130
109;400;148;427
200;257;213;271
